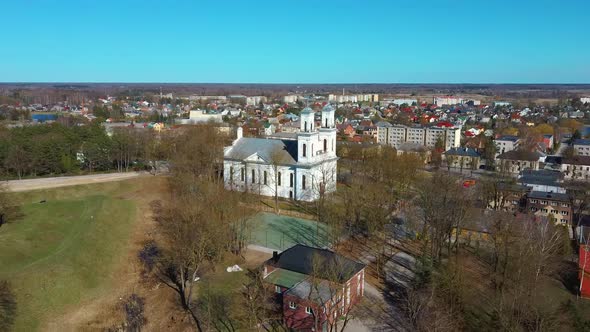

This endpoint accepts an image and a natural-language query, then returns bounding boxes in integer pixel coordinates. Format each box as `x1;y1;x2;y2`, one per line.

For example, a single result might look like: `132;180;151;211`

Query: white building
186;110;223;123
574;139;590;156
494;135;520;154
328;94;378;103
283;95;302;103
246;96;267;106
580;97;590;104
562;156;590;181
434;96;463;106
494;101;511;107
376;122;461;150
391;99;417;106
223;105;338;202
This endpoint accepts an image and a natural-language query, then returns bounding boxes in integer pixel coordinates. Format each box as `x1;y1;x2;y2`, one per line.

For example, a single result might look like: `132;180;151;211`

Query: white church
223;105;338;202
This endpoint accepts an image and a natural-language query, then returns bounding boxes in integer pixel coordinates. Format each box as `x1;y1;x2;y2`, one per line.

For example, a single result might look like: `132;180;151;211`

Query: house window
230;166;234;181
561;211;569;216
252;169;256;183
303;144;307;157
275;286;281;293
289;302;296;309
305;307;312;315
241;168;245;181
264;171;267;185
324;139;327;152
302;175;306;190
278;172;282;186
290;173;294;187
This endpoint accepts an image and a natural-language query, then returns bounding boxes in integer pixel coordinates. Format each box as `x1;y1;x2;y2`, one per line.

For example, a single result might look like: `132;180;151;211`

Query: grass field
0;181;138;331
248;212;329;250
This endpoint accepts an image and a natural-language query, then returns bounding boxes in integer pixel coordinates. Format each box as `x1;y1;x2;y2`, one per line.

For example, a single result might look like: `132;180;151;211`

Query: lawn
0;181;138;331
248;212;330;250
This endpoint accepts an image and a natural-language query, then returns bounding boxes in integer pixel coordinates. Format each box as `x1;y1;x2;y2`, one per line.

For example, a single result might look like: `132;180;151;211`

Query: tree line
0;122;169;179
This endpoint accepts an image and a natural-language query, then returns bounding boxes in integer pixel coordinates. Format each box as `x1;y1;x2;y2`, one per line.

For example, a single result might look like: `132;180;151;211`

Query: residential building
328;94;378;103
494;101;511;107
497;150;542;174
284;95;302;103
186;110;223;123
526;191;572;227
396;142;431;163
246;96;267;106
376;122;461;150
391;99;417;106
518;169;566;193
543;134;554;150
562;156;590;181
224;105;337;202
485;183;529;212
443;147;482;170
580;97;590;104
574;139;590;156
434;96;463;106
495;135;520;154
262;245;366;332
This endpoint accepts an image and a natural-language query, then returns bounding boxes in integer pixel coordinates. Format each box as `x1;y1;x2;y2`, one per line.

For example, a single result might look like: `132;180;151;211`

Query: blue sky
1;0;588;83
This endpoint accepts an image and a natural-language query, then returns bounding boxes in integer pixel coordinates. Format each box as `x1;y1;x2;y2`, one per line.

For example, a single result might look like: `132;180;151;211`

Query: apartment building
527;191;572;227
434;96;463;106
574;139;590;156
562;156;590;181
376;122;461;150
328;94;379;103
495;135;520;154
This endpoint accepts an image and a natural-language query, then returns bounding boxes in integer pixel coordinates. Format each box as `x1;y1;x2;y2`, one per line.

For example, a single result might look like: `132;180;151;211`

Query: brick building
262;245;366;331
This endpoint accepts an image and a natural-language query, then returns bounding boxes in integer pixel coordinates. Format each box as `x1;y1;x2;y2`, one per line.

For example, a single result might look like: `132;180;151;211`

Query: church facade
223;105;338;202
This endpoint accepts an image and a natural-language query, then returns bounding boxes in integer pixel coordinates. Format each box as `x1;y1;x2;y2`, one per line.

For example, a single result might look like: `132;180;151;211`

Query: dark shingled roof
497;150;542;161
563;156;590;166
444;147;481;157
496;135;519;142
266;244;365;283
573;139;590;146
528;191;570;202
224;137;298;164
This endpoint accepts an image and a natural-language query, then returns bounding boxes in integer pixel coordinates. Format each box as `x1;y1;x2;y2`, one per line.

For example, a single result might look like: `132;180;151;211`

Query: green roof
264;268;308;288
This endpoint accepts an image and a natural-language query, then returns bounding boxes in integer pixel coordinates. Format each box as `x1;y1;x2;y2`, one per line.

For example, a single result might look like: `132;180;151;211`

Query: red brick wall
281;268;366;331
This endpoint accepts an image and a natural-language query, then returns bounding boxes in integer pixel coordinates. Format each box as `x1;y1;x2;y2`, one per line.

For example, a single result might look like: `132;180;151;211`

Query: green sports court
248;212;330;250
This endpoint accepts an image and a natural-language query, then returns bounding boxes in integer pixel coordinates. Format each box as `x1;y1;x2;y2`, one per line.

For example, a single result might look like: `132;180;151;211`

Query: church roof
225;137;298;164
301;107;314;114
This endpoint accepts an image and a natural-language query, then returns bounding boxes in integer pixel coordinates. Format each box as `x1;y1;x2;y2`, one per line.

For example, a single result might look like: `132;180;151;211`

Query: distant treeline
0;123;165;179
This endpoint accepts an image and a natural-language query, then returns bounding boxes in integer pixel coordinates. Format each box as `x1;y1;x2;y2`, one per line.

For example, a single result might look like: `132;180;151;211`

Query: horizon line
1;82;590;86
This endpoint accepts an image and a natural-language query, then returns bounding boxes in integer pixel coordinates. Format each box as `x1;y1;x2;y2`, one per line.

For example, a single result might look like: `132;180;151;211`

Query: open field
0;178;169;331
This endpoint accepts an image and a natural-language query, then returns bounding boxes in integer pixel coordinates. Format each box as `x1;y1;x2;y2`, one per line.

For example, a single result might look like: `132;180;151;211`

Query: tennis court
248;212;330;250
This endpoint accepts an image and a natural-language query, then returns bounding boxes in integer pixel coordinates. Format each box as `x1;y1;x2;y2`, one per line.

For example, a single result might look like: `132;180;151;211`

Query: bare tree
0;280;16;332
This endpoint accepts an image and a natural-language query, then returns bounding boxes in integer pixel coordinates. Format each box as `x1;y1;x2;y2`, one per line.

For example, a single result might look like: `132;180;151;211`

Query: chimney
236;126;243;140
272;251;278;262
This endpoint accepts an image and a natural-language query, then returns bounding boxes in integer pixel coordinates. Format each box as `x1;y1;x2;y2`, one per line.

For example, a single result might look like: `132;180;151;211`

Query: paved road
5;172;149;192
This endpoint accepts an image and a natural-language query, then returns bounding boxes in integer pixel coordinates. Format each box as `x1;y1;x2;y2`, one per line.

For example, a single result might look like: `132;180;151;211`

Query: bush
138;241;160;272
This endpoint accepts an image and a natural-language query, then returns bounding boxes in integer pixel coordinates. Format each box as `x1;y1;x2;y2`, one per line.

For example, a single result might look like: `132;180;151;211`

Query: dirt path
6;172;150;192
